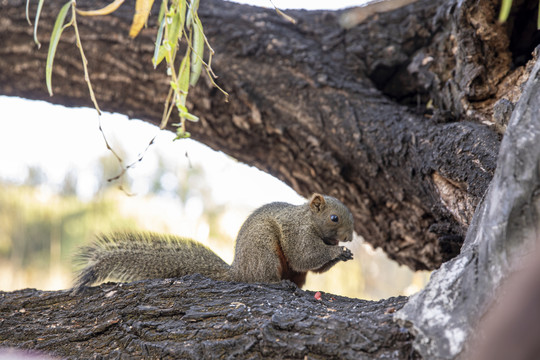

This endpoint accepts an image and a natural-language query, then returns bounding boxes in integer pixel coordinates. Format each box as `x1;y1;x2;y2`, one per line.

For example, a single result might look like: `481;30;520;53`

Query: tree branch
0;276;418;359
396;48;540;359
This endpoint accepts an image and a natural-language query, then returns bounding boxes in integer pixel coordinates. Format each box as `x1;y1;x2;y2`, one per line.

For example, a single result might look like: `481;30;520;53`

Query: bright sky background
0;96;302;208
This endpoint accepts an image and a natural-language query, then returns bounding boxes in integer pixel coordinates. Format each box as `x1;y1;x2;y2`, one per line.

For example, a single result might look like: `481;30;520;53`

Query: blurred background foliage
0;97;429;300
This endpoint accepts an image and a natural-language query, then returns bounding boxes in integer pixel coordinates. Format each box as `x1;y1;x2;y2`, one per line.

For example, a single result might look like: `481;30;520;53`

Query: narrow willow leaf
46;1;72;96
192;13;214;57
167;9;181;48
129;0;155;38
182;111;199;122
186;0;199;29
275;7;296;24
26;0;32;25
167;8;183;49
76;0;125;16
174;111;199;124
175;128;191;139
33;0;45;48
152;17;166;68
178;0;186;32
177;51;191;97
157;0;167;24
176;104;188;113
190;17;204;86
498;0;512;22
268;0;296;24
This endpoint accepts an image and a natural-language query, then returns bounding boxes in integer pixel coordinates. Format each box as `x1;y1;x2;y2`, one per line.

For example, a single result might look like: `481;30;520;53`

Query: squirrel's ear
309;193;326;212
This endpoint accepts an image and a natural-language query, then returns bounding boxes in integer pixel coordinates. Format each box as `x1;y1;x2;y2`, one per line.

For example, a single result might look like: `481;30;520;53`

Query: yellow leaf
268;0;296;24
76;0;125;16
129;0;155;38
275;7;296;24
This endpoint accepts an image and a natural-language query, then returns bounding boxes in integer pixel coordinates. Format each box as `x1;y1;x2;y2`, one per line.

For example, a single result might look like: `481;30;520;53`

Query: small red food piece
314;291;322;300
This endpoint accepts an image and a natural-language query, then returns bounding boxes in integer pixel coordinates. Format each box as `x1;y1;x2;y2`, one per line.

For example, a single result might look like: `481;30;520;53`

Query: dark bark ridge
0;276;418;359
396;48;540;359
0;0;524;270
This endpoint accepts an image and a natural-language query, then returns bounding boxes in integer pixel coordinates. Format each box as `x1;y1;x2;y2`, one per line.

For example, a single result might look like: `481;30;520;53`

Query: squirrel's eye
330;215;339;222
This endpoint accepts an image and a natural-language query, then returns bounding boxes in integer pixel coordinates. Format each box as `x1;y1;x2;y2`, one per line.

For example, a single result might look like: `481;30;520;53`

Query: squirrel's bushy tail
73;232;230;293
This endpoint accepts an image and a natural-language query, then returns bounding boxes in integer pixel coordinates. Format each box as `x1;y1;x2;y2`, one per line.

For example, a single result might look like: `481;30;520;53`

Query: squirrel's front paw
339;247;353;261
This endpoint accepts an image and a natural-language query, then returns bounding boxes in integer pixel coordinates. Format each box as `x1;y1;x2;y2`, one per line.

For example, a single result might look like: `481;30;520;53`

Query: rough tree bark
1;0;540;358
396;53;540;359
0;276;417;359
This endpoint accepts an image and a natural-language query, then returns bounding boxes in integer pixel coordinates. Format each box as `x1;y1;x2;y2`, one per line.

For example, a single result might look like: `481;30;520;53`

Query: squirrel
73;193;354;293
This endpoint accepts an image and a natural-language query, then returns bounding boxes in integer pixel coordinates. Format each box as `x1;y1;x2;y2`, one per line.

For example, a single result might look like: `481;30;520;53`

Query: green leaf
174;128;191;139
190;17;204;86
538;1;540;30
167;5;185;50
152;17;166;68
186;0;199;29
26;0;32;25
175;104;188;114
177;0;187;35
181;111;199;122
177;49;190;97
174;103;199;122
498;0;512;23
46;1;72;96
33;0;46;48
157;0;167;24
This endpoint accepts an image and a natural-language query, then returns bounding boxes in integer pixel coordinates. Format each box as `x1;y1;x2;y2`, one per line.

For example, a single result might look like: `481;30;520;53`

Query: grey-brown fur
73;194;354;292
73;232;230;293
229;194;354;285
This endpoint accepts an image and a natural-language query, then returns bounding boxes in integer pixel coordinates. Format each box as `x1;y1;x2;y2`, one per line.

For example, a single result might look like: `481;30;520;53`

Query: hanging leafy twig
30;0;230;188
34;0;228;140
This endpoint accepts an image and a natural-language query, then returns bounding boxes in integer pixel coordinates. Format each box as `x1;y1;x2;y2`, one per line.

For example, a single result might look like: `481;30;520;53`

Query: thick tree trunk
2;0;527;271
0;276;418;359
396;50;540;360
